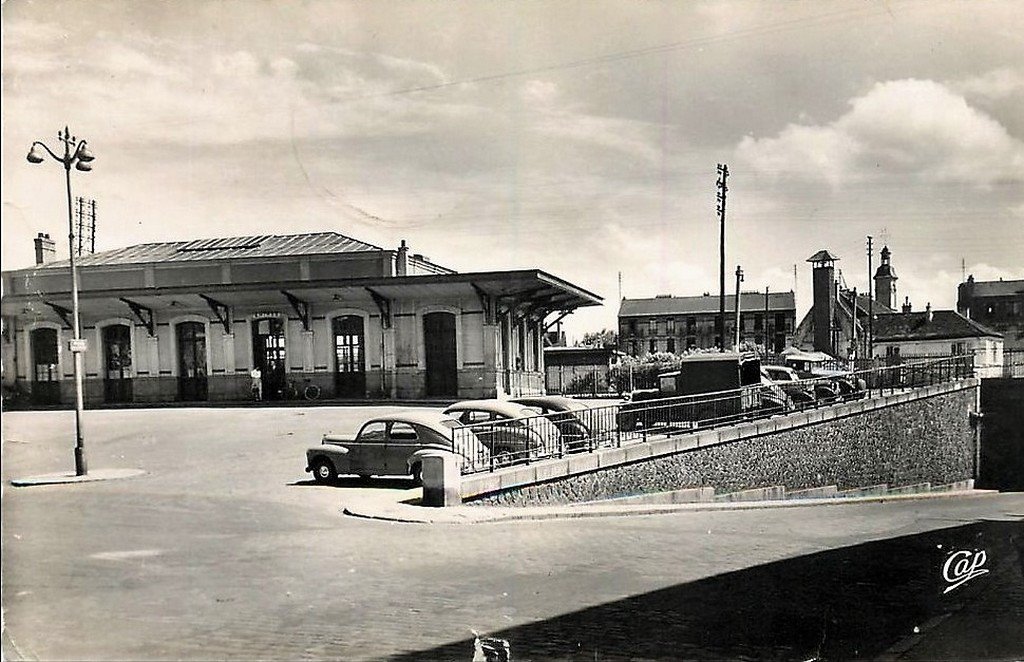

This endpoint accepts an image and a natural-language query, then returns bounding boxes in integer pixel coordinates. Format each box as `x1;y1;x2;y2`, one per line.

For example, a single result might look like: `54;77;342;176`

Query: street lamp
26;126;95;476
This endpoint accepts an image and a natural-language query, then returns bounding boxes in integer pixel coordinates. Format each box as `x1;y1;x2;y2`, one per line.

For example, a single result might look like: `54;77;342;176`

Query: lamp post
27;127;95;476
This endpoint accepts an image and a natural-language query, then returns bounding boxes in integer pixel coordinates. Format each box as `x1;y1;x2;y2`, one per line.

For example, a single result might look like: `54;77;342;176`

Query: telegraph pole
734;265;744;350
717;163;729;351
851;286;858;363
764;286;770;352
867;236;874;354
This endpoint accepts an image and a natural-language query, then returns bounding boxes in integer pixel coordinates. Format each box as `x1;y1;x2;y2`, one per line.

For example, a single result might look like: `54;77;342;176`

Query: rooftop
619;291;795;317
960;278;1024;299
873;309;1003;342
35;232;386;269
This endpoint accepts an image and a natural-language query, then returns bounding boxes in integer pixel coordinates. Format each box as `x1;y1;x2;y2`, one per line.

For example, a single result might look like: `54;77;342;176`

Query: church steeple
873;245;897;310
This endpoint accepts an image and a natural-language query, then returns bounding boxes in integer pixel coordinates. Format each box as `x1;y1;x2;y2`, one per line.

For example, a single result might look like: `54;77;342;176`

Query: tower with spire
873;245;897;311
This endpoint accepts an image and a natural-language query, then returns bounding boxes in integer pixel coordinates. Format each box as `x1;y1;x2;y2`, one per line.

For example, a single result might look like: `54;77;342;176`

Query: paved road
2;406;1022;660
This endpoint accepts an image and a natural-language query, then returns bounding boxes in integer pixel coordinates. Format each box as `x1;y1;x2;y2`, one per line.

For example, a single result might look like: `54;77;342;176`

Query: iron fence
1001;349;1024;378
454;355;974;476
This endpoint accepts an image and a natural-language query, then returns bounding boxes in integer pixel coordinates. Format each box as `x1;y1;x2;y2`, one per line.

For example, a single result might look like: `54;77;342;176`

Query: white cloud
950;67;1024;102
736;79;1024;187
521;79;559;106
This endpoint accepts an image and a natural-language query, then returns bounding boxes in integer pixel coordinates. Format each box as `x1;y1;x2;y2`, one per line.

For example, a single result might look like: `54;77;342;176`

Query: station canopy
4;269;602;326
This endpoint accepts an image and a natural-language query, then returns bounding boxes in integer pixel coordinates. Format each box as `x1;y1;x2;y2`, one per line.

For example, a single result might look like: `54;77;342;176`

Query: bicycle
285;378;321;401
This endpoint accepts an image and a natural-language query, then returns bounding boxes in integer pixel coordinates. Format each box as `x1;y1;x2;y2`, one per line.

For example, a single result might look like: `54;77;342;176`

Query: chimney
34;233;56;265
807;250;839;355
396;239;409;276
925;302;933;323
901;296;912;313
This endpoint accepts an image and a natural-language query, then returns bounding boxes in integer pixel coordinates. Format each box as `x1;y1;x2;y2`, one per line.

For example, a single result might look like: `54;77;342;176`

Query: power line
333;2;921;103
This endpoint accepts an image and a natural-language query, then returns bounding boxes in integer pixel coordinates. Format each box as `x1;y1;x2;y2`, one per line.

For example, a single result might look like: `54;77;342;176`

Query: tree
577;329;618;348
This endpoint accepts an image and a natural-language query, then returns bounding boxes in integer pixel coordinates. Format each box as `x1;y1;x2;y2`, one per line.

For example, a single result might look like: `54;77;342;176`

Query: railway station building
1;232;601;406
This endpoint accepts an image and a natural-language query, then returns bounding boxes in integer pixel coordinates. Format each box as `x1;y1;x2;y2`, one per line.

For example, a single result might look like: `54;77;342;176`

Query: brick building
617;291;796;356
792;249;896;360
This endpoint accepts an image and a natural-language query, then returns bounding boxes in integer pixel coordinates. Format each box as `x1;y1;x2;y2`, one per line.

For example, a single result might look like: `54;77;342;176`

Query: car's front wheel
311;457;336;484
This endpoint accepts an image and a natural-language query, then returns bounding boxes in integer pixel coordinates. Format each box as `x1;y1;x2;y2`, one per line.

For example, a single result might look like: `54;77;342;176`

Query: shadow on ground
288;477;417;490
392;519;1024;661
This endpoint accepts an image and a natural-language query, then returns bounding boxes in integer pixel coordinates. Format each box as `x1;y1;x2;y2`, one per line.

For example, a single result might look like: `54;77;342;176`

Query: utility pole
867;236;874;354
618;271;622;301
734;265;744;350
764;286;770;353
851;286;858;364
717;163;729;351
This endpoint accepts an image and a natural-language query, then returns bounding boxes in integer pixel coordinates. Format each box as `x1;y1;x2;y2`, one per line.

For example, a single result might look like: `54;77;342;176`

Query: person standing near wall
250;366;263;401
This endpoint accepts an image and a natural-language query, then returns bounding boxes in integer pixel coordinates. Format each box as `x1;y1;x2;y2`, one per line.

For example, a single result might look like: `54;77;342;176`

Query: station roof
37;232;386;268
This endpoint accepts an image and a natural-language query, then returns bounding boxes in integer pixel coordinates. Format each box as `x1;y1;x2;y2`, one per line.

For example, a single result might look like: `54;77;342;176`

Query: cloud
950;67;1024;102
736;79;1024;187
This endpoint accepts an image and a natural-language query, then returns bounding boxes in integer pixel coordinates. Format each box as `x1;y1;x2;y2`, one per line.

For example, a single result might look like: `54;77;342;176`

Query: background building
617;291;796;356
872;305;1003;378
957;276;1024;351
1;232;601;405
792;249;896;359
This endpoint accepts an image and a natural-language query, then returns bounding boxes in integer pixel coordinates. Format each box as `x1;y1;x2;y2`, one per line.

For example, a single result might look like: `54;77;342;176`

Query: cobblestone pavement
3;407;1022;661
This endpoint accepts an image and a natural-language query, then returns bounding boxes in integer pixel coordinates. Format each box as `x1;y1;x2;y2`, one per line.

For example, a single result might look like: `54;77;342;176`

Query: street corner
10;467;146;487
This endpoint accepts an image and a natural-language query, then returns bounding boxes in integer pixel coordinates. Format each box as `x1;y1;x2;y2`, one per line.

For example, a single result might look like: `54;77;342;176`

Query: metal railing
1001;349;1024;378
454;355;974;476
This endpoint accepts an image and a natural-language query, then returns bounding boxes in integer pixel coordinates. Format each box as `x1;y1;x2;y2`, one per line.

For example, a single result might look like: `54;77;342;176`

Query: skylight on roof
176;238;262;253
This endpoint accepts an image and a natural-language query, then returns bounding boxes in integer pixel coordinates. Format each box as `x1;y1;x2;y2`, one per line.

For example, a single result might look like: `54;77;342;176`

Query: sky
2;0;1022;341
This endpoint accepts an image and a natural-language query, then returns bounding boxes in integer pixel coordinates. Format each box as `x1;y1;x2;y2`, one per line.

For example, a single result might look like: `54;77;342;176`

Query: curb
341;488;999;525
9;468;147;487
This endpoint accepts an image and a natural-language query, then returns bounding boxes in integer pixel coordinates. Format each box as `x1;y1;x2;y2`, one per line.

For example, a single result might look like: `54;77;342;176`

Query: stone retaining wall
469;382;977;506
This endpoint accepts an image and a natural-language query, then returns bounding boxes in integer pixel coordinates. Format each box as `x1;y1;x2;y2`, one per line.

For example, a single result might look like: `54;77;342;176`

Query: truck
617;352;776;431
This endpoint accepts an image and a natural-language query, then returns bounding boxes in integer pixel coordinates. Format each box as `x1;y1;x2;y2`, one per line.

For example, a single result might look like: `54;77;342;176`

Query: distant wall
468;381;978;506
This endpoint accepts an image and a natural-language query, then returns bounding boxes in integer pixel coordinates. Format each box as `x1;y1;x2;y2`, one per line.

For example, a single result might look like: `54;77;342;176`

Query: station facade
1;232;601;406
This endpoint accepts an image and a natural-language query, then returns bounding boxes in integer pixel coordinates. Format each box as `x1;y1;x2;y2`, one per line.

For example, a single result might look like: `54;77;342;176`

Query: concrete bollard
420;450;461;507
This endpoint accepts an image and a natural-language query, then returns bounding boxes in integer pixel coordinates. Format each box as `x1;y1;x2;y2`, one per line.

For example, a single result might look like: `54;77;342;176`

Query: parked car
758;369;794;414
305;411;488;484
510;395;596;451
618;352;765;430
781;351;864;403
811;368;867;401
443;399;561;461
762;365;816;406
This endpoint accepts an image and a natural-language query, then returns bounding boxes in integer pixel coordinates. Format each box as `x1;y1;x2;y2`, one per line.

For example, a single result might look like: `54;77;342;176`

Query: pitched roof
963;279;1024;298
872;310;1003;342
38;232;385;269
619;291;796;317
806;249;840;263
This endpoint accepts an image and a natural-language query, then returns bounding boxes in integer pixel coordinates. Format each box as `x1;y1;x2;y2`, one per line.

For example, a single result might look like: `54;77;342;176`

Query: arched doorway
30;327;61;405
102;324;133;403
176;322;208;401
423;312;457;397
252;317;286;400
333;315;365;398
